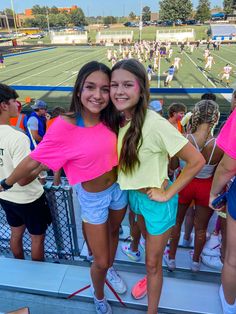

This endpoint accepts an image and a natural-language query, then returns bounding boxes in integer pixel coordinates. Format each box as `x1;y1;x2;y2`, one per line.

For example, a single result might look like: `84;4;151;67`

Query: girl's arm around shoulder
147;142;205;202
0;156;47;191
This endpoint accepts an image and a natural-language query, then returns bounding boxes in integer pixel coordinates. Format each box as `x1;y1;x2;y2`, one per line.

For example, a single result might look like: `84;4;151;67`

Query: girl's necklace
125;117;132;122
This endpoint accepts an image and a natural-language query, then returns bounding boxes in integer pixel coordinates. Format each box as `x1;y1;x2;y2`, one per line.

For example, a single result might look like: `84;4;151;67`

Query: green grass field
0;44;235;114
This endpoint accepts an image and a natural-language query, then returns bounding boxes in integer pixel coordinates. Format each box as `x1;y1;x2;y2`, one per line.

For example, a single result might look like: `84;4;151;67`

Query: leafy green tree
31;5;48;15
49;13;69;27
129;11;136;20
103;16;117;24
68;8;86;26
50;6;59;14
142;6;151;21
195;0;211;23
223;0;234;14
4;8;14;15
159;0;193;21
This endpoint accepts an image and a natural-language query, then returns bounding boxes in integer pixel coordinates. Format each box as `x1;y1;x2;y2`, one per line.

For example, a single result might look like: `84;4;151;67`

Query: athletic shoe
121;242;141;262
202;255;223;271
106;266;127;294
163;251;176;271
131;276;147;300
139;236;145;251
202;234;221;257
91;285;112;314
182;235;193;248
86;253;94;262
219;285;236;314
189;251;201;272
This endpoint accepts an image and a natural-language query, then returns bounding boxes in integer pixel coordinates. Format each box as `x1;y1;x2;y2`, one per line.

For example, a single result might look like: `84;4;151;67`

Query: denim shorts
76;182;128;224
129;185;178;236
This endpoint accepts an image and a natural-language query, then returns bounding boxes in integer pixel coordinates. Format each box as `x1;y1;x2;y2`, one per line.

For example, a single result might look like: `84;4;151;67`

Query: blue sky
0;0;223;16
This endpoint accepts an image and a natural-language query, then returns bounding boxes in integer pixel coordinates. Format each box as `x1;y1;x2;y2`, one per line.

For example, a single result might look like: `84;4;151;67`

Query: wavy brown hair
69;61;119;134
111;59;150;174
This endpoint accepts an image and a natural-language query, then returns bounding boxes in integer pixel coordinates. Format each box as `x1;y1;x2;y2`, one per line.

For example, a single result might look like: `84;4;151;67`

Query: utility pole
4;10;10;33
139;0;143;43
46;9;50;34
10;0;18;34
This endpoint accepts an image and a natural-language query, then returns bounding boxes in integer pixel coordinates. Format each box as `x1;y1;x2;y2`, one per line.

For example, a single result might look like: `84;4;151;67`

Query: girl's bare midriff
82;167;117;192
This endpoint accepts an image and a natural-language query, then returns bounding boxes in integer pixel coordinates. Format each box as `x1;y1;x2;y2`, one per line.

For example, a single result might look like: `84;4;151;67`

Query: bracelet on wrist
0;179;13;191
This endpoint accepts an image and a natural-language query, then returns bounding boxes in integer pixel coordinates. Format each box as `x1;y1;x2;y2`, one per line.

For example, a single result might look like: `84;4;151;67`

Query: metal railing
0;180;80;261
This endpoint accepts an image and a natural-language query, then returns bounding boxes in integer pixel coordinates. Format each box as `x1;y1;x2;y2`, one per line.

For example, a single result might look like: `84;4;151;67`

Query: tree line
2;0;235;29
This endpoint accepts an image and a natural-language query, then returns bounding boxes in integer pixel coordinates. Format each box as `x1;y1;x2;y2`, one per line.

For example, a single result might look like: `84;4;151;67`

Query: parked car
27;33;44;39
185;20;197;25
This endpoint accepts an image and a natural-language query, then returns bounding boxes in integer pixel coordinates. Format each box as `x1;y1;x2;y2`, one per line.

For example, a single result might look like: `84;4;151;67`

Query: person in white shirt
0;83;51;261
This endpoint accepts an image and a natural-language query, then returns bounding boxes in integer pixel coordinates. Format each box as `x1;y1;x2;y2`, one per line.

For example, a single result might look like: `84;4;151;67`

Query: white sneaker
182;235;193;248
189;251;201;272
202;234;221;257
91;285;112;314
106;266;127;294
163;251;176;271
94;296;112;314
139;236;145;251
202;255;223;271
219;285;236;314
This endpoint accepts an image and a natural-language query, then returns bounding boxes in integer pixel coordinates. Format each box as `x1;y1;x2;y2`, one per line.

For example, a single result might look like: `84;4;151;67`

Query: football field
1;44;235;112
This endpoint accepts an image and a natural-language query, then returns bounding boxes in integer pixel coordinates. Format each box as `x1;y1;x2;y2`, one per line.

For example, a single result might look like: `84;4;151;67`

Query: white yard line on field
55;56;106;87
210;51;236;67
2;51;66;74
183;51;216;88
9;49;102;85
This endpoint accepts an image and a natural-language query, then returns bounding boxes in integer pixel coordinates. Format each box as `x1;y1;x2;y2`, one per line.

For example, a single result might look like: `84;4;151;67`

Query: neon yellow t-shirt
117;110;188;190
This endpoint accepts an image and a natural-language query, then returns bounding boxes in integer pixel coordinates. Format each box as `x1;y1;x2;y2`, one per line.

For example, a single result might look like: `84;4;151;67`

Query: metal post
46;9;50;34
10;0;18;34
4;11;10;33
139;0;143;43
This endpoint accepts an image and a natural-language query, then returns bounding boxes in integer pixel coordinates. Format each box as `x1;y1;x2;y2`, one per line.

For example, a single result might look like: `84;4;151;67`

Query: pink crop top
30;116;118;185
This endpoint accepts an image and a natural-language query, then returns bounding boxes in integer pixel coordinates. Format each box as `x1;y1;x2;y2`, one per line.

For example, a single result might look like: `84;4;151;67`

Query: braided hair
191;99;220;138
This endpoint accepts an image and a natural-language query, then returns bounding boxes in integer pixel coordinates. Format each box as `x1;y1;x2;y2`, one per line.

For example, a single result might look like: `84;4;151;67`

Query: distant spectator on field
0;53;5;68
168;102;187;133
26;100;47;150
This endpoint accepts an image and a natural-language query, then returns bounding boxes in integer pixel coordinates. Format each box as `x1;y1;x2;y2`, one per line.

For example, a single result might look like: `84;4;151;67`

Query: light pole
4;10;10;34
139;0;143;43
10;0;18;34
46;9;50;34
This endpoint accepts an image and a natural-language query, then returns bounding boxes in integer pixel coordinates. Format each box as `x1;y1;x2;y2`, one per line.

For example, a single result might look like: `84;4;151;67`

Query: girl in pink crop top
167;99;224;272
1;62;128;311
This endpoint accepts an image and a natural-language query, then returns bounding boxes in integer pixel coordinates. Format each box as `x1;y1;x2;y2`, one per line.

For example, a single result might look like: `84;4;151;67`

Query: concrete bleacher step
0;257;222;314
80;239;221;277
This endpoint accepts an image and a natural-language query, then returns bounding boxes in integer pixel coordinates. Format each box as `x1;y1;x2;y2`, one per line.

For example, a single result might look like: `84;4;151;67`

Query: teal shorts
129;188;178;236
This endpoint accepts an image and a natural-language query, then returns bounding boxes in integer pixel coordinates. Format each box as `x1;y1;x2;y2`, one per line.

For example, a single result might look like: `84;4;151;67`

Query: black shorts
0;193;52;235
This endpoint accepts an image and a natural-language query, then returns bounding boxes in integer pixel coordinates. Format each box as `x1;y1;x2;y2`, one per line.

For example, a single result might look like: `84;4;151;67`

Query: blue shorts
129;187;178;236
76;182;128;224
227;178;236;220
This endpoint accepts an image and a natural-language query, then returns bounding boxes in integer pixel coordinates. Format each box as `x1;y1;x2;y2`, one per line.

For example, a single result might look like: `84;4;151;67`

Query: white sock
219;285;236;314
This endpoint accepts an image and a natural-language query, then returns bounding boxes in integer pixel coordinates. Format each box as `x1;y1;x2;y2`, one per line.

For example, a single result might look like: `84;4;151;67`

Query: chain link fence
0;180;80;261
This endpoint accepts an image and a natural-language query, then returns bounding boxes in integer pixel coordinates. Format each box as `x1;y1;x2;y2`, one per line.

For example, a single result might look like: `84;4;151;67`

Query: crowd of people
106;40;234;89
0;58;236;314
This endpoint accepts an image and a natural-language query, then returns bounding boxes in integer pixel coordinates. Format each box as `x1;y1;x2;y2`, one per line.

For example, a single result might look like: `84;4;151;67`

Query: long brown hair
69;61;119;134
111;59;150;174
